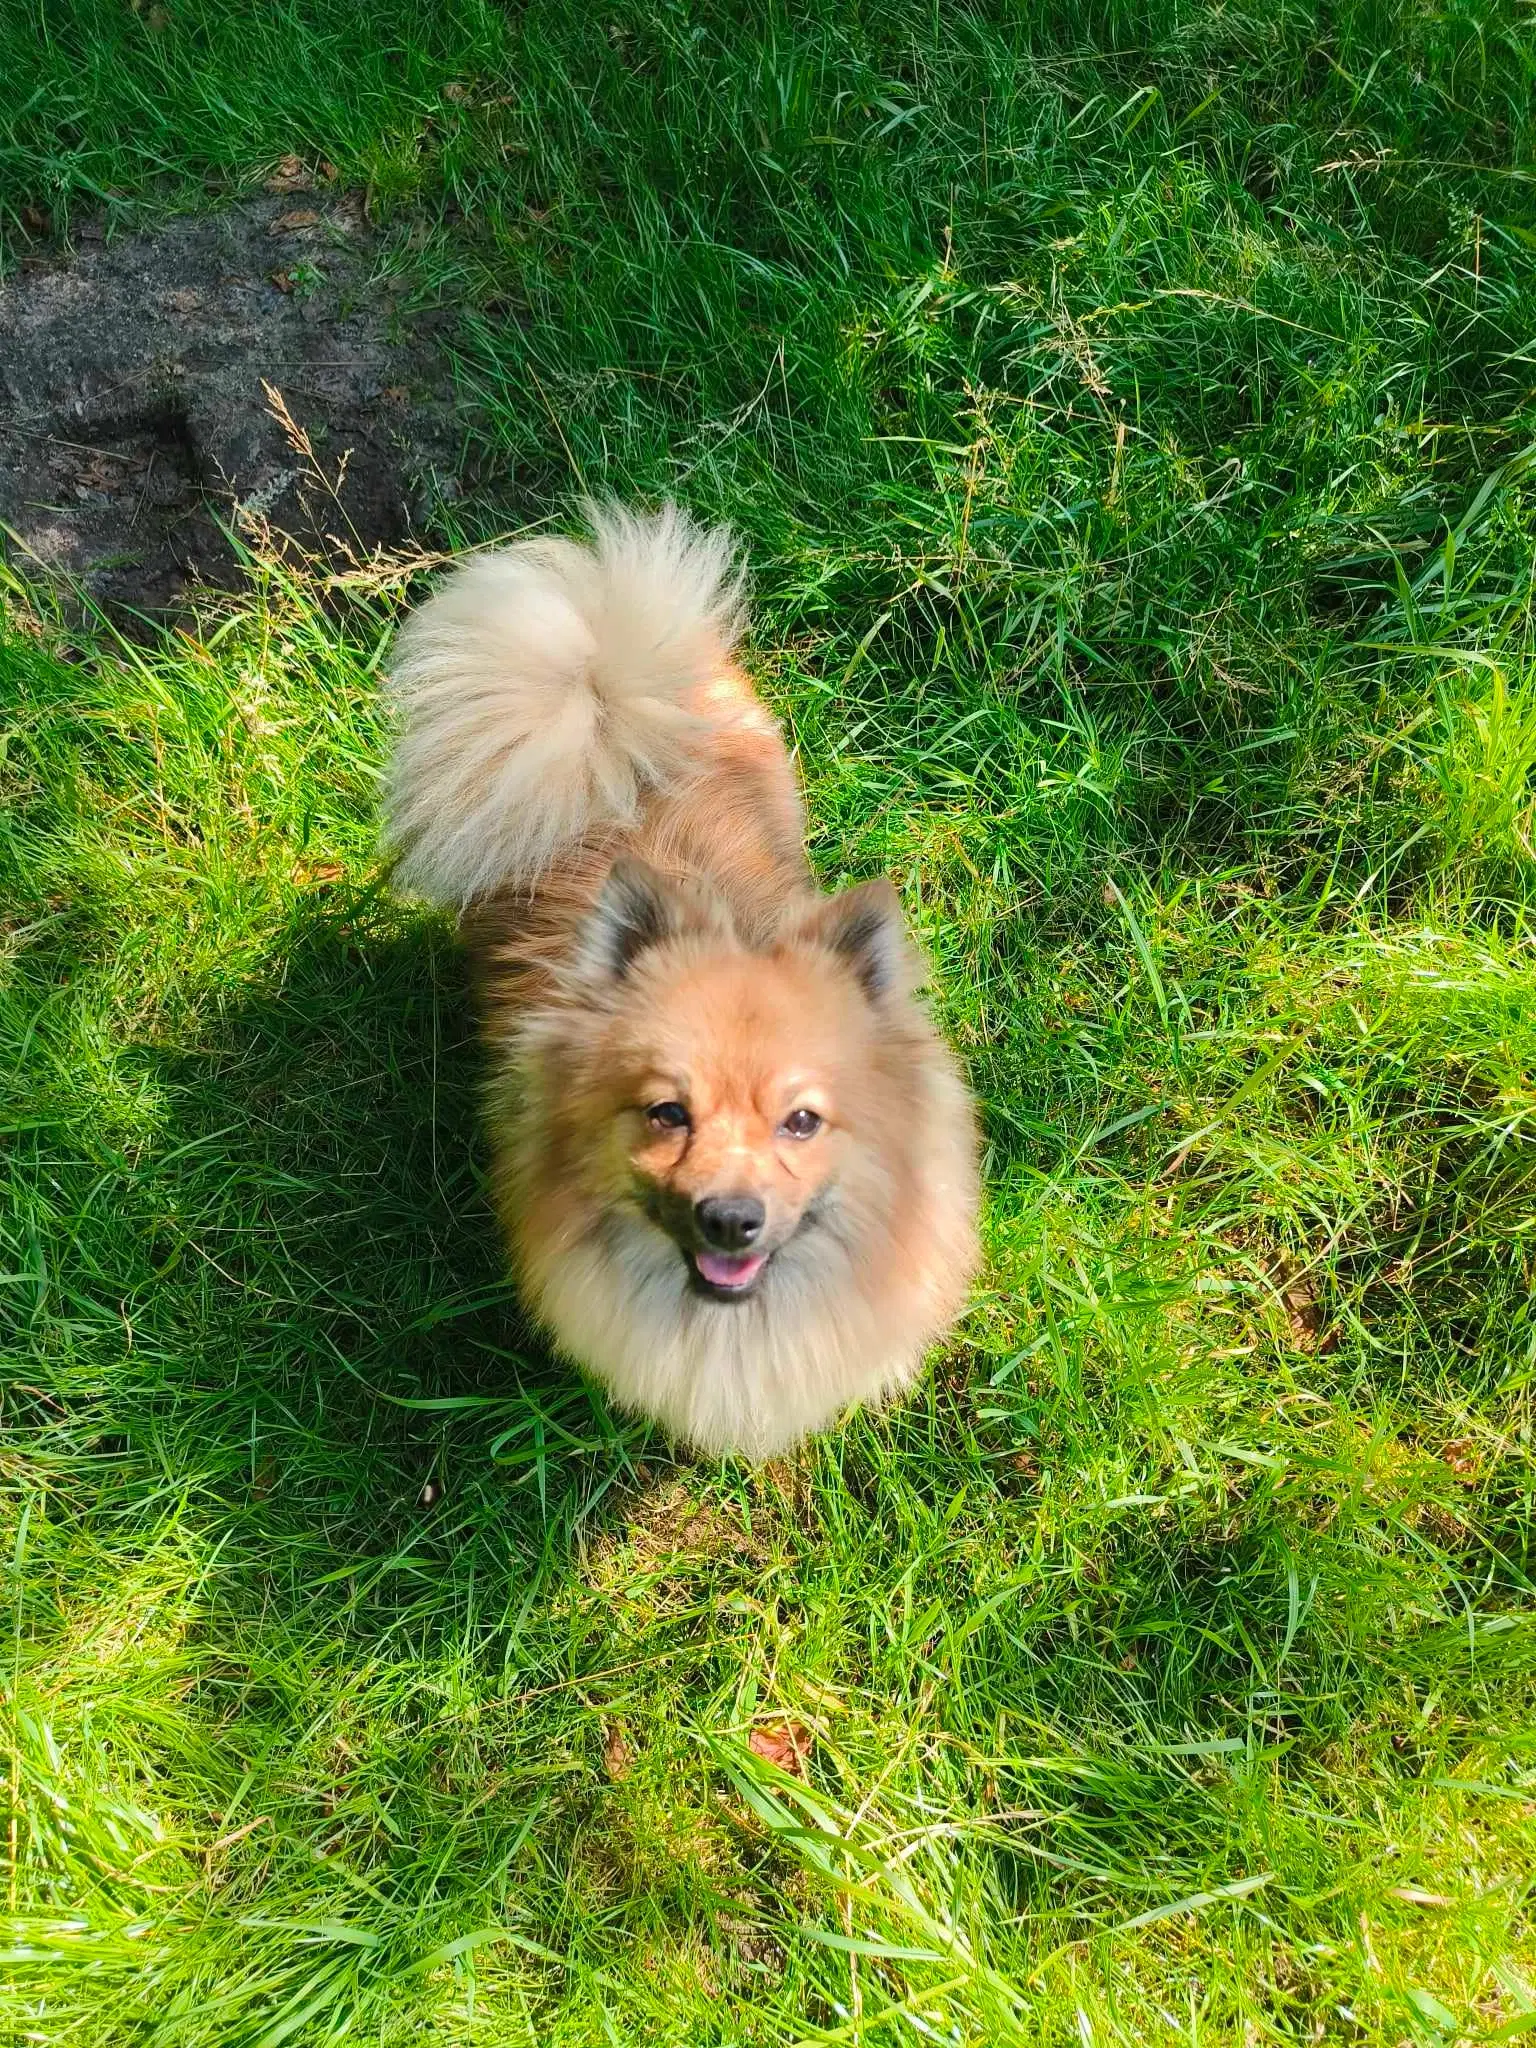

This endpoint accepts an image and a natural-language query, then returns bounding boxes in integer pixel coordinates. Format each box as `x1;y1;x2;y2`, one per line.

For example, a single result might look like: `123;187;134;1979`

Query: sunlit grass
3;0;1536;2040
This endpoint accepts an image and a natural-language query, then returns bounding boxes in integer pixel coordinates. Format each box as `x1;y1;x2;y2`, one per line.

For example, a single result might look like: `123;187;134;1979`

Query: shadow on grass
61;893;662;1692
6;893;693;2021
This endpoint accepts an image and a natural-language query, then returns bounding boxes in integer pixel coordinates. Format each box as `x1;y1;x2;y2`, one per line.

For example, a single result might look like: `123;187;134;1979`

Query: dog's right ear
779;877;918;1007
573;858;730;986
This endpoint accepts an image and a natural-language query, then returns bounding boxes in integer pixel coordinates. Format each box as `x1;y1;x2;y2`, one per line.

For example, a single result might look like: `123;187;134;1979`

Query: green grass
4;0;1536;2040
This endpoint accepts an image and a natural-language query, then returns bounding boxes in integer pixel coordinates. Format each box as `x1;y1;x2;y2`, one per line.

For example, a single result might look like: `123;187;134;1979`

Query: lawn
3;1;1536;2041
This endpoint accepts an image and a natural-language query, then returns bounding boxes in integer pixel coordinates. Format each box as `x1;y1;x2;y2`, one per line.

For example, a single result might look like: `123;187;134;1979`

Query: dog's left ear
781;878;918;1006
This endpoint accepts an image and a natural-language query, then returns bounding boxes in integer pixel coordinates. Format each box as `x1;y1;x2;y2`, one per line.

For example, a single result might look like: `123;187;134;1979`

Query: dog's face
621;950;859;1299
544;860;919;1303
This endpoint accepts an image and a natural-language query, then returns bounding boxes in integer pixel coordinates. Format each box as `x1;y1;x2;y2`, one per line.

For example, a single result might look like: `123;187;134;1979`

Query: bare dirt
0;191;461;615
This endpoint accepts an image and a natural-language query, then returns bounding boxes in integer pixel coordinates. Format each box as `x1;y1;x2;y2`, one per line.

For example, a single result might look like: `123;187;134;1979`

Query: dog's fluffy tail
386;503;743;907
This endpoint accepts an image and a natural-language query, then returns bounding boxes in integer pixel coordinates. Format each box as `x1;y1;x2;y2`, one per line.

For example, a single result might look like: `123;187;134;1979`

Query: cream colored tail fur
386;503;743;907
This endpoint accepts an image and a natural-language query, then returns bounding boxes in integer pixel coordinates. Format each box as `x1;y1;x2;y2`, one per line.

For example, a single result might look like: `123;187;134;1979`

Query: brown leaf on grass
268;269;296;294
264;154;310;194
603;1725;631;1780
1442;1438;1479;1483
1273;1261;1340;1355
749;1720;813;1777
20;204;52;238
269;208;321;235
1283;1276;1320;1339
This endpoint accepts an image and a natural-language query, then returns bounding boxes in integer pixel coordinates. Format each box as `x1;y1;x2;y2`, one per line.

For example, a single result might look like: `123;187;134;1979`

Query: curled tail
386;503;743;907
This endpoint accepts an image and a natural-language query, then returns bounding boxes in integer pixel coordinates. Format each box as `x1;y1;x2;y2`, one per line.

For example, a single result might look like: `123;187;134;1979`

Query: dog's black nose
694;1195;766;1250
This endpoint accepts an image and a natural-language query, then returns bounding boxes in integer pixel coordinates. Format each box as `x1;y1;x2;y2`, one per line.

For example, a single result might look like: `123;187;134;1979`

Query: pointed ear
782;878;917;1005
574;857;728;985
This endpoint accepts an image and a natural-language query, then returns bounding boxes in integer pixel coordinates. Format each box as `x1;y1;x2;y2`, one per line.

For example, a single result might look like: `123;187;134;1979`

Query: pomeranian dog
386;504;978;1457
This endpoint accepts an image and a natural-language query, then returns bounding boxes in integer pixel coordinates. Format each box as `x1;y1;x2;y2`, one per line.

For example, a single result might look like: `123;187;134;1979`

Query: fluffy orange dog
387;505;978;1456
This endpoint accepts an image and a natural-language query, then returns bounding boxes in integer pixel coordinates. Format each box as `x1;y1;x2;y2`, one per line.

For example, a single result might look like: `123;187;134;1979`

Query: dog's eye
780;1107;822;1140
646;1100;691;1132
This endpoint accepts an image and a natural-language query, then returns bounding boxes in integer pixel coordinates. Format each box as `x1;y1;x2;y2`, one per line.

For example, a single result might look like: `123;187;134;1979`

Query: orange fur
388;506;978;1456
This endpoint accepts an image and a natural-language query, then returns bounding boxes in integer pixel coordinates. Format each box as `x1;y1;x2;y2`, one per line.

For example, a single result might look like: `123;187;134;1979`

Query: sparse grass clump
3;2;1536;2042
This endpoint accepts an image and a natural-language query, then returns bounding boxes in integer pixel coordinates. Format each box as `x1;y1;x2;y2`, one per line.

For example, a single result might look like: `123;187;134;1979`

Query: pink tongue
695;1249;768;1289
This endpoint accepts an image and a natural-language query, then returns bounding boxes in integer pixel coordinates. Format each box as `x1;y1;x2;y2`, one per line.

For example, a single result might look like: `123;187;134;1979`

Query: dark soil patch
0;195;461;615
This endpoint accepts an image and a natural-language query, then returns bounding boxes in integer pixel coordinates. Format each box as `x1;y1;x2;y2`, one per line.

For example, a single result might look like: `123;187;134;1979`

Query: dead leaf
316;159;339;184
1283;1277;1320;1338
441;79;473;103
264;154;310;194
749;1720;813;1777
269;208;321;235
603;1725;631;1780
71;450;137;493
1386;1886;1452;1909
20;204;52;238
1442;1438;1479;1483
268;269;296;294
1274;1264;1339;1354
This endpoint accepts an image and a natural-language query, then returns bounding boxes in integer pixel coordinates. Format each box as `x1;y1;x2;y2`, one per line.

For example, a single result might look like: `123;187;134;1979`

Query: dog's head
536;858;926;1302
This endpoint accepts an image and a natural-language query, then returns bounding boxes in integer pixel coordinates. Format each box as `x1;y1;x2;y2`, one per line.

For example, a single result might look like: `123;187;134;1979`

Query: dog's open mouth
690;1248;770;1299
